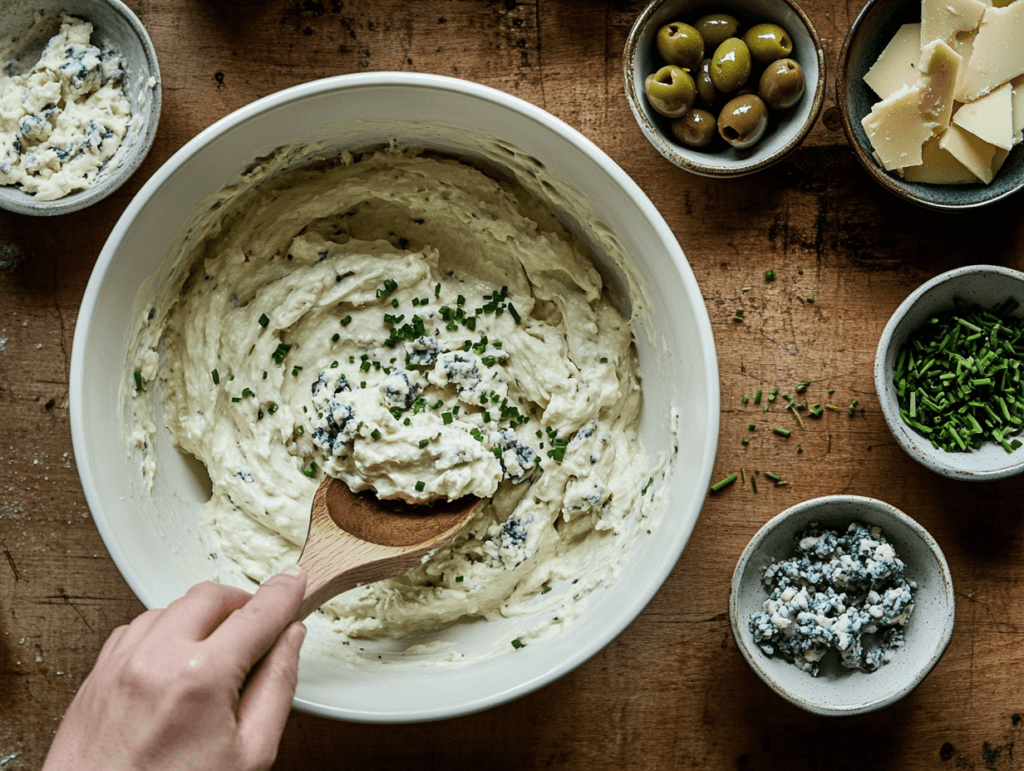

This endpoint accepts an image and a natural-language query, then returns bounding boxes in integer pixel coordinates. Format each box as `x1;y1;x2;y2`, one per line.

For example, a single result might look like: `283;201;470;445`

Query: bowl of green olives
624;0;826;177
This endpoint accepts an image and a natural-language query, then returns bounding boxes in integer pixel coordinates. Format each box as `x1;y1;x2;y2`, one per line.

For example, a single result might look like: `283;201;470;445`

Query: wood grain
2;1;1024;769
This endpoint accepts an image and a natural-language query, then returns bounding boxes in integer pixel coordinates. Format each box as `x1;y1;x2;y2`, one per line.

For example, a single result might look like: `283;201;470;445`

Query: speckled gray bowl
0;0;161;216
875;265;1024;480
730;496;955;716
837;0;1024;211
623;0;826;177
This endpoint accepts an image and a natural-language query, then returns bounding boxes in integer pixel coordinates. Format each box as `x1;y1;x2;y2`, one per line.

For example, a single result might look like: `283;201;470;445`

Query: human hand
42;566;308;771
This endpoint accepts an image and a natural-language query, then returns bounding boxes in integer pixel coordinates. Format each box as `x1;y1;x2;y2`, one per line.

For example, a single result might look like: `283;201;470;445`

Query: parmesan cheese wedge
1011;73;1024;145
903;136;980;183
918;40;962;129
952;80;1015;148
864;23;922;100
991;147;1010;176
862;84;933;170
921;0;987;50
939;122;999;182
956;1;1024;101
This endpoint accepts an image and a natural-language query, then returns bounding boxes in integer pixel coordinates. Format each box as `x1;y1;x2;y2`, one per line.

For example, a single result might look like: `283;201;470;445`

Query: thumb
237;621;306;768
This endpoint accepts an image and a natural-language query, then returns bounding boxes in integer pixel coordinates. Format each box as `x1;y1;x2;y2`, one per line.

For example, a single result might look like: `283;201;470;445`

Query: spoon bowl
293;477;481;621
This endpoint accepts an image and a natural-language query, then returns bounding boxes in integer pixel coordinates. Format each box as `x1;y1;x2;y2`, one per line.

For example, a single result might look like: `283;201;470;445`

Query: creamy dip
129;146;651;642
0;14;131;200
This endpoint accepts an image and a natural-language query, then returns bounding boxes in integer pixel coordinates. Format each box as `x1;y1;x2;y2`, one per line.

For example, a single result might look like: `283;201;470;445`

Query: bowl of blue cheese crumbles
730;495;955;716
0;0;160;215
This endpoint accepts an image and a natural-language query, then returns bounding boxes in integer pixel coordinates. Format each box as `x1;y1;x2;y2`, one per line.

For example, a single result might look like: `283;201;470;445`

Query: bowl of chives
875;265;1024;481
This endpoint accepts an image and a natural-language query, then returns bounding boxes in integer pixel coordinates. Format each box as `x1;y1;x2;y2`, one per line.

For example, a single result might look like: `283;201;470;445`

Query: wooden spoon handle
292;487;421;622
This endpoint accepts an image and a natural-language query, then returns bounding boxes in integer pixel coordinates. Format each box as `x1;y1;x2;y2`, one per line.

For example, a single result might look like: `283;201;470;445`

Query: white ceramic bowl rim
874;264;1024;480
729;495;956;716
70;72;720;721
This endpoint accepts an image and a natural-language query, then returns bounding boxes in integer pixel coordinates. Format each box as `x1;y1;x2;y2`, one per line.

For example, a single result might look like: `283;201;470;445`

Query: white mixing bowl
70;72;718;722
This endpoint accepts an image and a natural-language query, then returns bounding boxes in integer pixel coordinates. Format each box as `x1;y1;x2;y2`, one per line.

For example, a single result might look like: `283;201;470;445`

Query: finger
237;622;306;768
149;581;254;642
208;566;307;671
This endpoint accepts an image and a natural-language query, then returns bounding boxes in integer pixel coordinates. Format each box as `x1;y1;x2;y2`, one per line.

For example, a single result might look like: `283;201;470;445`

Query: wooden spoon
292;476;481;621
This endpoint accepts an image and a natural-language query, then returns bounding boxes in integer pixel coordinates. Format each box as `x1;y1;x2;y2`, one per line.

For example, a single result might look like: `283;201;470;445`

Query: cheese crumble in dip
130;146;651;642
0;14;132;200
749;521;917;676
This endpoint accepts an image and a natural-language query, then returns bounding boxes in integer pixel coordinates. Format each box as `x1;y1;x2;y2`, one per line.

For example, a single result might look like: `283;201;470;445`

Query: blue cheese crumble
0;14;133;200
749;521;917;676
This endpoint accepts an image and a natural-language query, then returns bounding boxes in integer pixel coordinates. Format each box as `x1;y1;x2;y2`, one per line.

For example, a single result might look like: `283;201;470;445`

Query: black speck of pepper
1014;714;1023;726
505;0;516;8
303;26;314;35
214;71;225;85
939;742;955;761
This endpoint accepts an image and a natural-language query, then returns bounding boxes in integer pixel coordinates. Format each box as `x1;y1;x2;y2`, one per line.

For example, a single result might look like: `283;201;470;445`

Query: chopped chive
415;480;426;492
371;429;382;440
258;313;269;327
795;381;810;393
748;422;756;431
211;369;220;385
134;371;143;390
302;462;318;477
511;638;523;649
765;270;776;282
754;389;762;405
773;427;791;437
710;473;738;492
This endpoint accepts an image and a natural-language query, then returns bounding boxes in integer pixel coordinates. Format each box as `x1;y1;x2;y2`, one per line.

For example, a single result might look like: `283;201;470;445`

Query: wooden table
3;1;1024;768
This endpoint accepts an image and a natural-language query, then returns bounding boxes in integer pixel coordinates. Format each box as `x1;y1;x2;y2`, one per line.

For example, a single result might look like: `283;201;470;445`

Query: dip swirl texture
134;146;649;641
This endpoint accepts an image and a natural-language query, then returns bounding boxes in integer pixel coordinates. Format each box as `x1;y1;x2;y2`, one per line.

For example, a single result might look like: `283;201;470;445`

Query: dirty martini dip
127;145;653;644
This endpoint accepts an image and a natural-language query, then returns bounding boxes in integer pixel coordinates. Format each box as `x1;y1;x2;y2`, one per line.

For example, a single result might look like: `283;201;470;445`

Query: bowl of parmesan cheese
70;72;720;722
0;0;160;215
837;0;1024;210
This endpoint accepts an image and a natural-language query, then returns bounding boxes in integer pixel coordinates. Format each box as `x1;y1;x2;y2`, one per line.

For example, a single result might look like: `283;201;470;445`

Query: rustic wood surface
2;1;1024;768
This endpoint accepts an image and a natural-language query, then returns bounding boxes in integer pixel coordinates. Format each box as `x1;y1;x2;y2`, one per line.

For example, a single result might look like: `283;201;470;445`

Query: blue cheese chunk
749;521;917;676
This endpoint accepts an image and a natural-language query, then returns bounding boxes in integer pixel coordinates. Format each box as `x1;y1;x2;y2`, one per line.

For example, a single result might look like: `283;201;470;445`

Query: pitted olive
717;94;769;148
656;22;704;72
710;38;752;93
644;65;697;118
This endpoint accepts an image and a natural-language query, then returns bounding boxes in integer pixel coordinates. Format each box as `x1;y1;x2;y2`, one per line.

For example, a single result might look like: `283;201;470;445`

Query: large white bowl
69;72;719;722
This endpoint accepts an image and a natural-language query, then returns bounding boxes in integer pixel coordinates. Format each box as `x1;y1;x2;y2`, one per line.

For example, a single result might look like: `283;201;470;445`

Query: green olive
759;58;805;109
644;65;697;118
695;58;724;111
656;22;704;71
670;109;717;148
693;13;740;50
710;38;752;93
717;94;769;148
743;23;794;65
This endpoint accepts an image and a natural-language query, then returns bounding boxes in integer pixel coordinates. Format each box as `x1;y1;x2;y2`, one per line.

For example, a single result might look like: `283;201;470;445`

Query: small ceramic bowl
0;0;161;216
623;0;826;177
730;495;956;716
837;0;1024;210
875;265;1024;480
